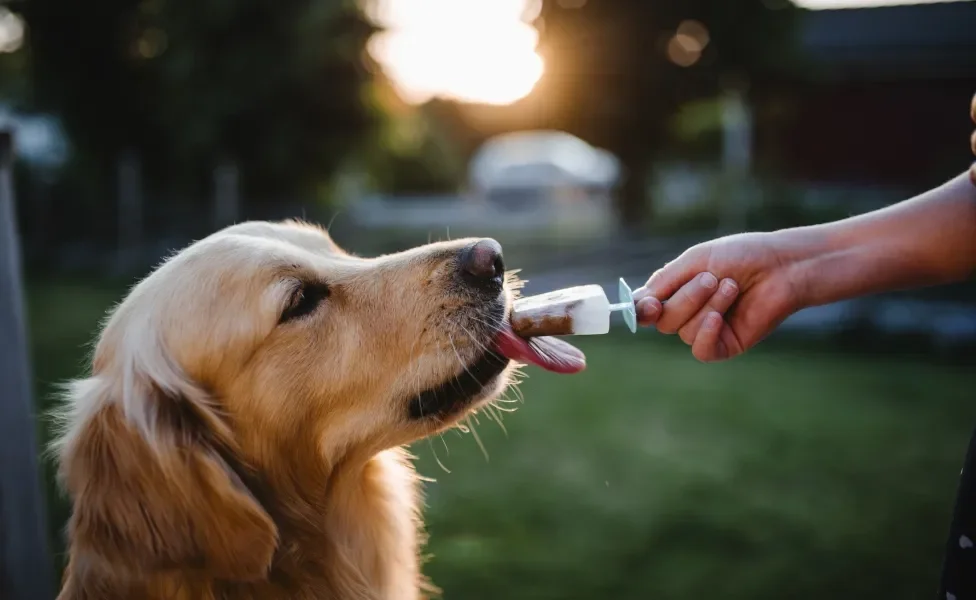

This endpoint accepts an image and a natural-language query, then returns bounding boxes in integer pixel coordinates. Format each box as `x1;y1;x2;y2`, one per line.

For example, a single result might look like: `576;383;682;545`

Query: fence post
213;158;240;231
718;84;753;234
116;150;143;273
0;129;55;599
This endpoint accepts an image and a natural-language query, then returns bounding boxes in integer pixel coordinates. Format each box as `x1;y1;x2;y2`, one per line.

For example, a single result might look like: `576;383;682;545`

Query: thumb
633;246;709;302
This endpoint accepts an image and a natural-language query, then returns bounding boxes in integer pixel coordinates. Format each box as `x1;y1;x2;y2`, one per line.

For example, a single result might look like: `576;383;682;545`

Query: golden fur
51;220;519;599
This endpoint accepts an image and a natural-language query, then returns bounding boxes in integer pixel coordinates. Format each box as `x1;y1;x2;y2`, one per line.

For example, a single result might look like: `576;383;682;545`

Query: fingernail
632;286;649;301
721;280;737;297
704;312;721;329
637;297;658;318
701;272;718;289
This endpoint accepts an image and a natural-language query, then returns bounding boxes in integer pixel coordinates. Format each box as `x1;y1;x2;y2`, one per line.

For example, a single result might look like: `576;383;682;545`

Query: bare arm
787;172;976;309
635;171;976;362
637;93;976;362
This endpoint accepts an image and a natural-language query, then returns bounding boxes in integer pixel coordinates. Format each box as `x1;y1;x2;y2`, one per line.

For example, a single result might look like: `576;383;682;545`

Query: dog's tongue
495;326;586;374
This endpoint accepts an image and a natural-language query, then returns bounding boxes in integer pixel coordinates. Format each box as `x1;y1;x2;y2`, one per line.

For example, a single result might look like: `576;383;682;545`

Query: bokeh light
666;20;711;68
0;8;25;54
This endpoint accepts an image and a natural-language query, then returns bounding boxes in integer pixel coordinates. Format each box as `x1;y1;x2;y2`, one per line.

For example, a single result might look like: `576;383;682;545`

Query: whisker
486;404;509;436
466;415;490;463
326;210;342;233
456;322;494;357
405;324;452;474
449;334;479;383
493;401;519;412
430;441;452;473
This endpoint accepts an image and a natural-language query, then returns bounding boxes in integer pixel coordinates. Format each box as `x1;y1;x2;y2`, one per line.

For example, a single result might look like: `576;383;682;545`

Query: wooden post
213;158;240;232
718;85;753;234
0;130;55;599
116;150;143;273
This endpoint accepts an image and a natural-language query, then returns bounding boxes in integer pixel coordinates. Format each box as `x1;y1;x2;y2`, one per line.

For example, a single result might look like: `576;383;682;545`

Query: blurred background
1;0;976;597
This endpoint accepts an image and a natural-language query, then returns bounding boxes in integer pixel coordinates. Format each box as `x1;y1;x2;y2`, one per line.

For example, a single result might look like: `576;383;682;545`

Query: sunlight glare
367;0;544;106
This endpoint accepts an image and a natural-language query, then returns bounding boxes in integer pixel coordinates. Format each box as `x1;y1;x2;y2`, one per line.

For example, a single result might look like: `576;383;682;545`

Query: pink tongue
495;326;586;374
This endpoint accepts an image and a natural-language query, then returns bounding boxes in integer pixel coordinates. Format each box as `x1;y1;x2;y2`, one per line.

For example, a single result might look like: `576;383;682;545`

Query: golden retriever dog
50;220;585;600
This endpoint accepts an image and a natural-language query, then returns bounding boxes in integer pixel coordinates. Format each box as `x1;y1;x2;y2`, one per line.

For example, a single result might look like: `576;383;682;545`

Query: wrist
761;171;976;311
763;225;834;311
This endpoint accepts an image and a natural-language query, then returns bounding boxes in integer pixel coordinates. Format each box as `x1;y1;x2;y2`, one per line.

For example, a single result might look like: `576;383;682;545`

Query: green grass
26;280;976;600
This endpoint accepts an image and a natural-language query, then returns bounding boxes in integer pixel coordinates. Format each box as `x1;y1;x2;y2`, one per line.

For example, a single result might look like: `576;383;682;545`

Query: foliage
648;172;855;235
532;0;801;228
357;86;466;195
16;0;379;203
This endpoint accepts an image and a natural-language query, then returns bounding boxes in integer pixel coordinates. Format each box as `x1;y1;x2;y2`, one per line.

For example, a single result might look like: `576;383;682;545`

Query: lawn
27;280;976;600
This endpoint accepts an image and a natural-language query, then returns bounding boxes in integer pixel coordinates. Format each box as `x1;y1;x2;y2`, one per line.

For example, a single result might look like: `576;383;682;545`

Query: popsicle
511;278;638;337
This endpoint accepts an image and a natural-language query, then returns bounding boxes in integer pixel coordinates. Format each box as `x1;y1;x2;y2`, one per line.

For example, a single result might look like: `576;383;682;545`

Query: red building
756;1;976;191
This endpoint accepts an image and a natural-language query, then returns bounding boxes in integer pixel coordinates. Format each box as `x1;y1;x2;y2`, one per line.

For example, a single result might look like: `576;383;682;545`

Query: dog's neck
232;447;431;599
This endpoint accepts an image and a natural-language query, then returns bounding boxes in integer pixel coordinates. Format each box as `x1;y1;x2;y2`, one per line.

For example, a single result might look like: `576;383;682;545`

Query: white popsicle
510;279;638;337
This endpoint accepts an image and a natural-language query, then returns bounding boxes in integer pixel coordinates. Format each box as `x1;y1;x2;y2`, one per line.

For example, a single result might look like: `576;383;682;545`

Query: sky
367;0;971;106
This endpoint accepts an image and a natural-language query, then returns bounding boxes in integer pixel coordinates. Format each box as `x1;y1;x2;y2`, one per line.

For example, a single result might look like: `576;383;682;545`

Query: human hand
969;92;975;186
633;232;808;362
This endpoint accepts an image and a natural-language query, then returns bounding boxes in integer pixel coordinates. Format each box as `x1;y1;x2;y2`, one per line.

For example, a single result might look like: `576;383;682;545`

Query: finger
633;247;709;303
718;320;746;359
722;291;790;358
678;278;739;345
970;127;975;187
655;272;719;335
632;267;666;303
691;312;727;363
636;297;662;326
968;91;974;185
970;156;975;188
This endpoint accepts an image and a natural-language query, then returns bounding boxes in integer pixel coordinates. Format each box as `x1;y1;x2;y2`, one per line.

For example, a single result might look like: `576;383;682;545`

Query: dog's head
52;220;584;584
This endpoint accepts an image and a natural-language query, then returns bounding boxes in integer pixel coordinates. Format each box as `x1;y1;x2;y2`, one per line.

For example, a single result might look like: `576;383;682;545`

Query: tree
149;0;379;199
18;0;379;206
530;0;800;233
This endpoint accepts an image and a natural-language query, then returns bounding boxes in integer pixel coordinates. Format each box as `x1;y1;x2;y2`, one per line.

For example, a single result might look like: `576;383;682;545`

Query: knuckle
705;294;726;312
693;284;713;300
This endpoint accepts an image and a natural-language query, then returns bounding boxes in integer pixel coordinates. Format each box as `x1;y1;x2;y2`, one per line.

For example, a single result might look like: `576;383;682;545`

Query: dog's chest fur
60;449;430;600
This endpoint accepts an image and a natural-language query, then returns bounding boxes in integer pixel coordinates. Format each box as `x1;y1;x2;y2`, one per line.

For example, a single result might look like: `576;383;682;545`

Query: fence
0;130;55;599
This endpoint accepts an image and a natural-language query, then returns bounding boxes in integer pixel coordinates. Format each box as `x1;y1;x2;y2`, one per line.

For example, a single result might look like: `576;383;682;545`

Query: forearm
780;172;976;308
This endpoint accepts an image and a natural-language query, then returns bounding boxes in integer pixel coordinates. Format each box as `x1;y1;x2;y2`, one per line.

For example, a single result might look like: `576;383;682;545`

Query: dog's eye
280;282;330;323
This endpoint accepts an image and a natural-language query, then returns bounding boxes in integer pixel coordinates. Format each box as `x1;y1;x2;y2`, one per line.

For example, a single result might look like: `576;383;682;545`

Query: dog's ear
52;375;278;581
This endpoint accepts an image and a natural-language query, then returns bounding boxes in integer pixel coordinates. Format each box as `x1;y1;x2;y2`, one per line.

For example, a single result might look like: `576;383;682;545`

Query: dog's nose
459;239;505;289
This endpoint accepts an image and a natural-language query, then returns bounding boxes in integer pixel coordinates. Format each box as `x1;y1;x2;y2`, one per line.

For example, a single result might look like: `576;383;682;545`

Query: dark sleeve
938;426;976;600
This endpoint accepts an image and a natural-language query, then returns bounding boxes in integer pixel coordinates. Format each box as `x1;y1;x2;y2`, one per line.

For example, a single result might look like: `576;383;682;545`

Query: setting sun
367;0;544;106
